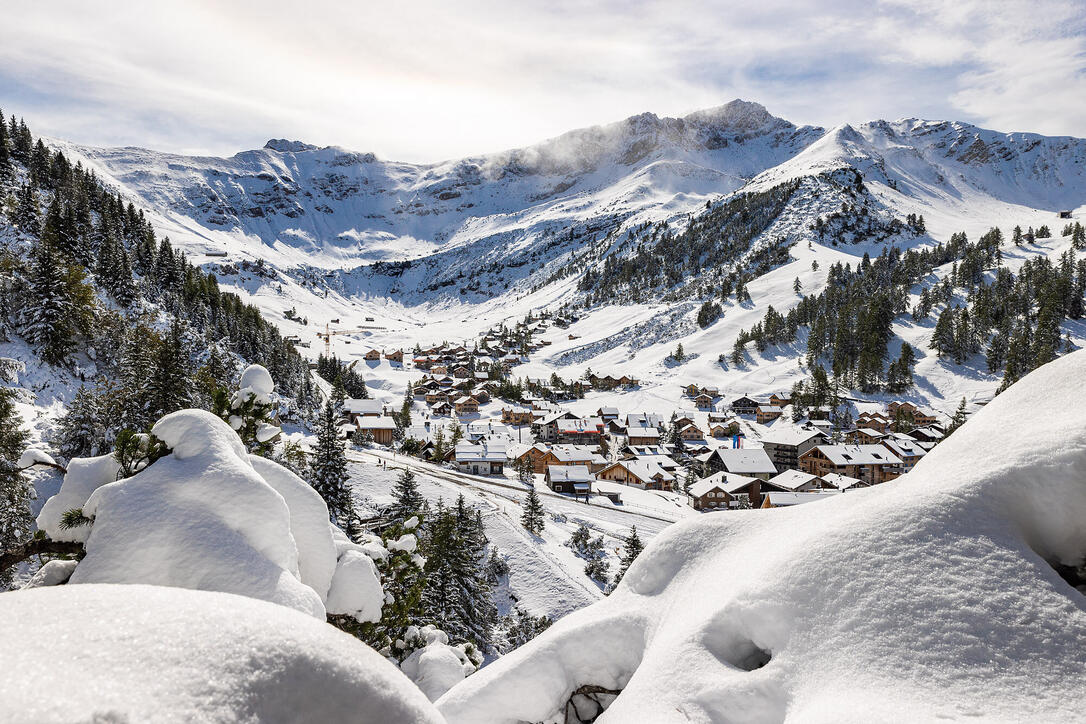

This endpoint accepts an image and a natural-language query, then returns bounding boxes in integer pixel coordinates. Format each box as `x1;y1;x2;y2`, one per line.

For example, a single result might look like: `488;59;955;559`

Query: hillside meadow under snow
2;350;1084;722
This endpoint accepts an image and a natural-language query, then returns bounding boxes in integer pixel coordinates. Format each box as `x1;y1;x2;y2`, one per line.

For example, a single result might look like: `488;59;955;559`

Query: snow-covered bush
398;624;481;701
213;363;281;454
34;409;384;624
437;350;1086;723
566;523;609;585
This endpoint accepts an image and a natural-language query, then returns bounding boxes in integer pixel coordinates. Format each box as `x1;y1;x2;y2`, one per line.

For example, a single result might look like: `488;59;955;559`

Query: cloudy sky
2;0;1085;162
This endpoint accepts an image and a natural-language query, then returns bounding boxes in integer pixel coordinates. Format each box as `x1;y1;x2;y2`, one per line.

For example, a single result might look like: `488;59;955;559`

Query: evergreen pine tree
24;240;72;366
388;467;424;523
520;484;545;535
309;401;352;526
946;398;968;436
148;318;193;419
56;384;106;460
0;387;31;590
611;526;644;589
13;183;41;236
0;110;11;180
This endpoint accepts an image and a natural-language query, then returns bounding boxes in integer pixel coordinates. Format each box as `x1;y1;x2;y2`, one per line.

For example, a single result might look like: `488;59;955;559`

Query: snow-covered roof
356;416;398;430
814;445;902;466
344;398;383;415
607;459;675;483
547;465;595;483
768;469;821;491
454;440;507;463
821;472;865;489
711;448;776;474
759;427;826;447
881;439;927;459
765;491;841;507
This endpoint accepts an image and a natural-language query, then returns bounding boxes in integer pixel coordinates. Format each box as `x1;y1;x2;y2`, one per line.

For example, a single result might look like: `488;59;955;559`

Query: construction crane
317;323;387;356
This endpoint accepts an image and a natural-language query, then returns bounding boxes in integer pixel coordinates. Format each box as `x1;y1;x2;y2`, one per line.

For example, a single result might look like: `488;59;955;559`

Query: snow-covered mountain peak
263;139;319;153
681;98;789;133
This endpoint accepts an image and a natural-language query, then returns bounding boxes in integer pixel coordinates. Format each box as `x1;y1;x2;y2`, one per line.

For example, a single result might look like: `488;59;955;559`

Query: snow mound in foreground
36;409;388;624
0;584;443;724
438;351;1086;723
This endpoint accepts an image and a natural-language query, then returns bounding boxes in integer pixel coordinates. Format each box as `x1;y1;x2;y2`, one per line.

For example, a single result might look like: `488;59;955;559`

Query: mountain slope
41;102;1086;418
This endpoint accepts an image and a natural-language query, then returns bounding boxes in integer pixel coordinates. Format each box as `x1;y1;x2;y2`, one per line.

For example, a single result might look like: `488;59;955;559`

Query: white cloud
0;0;1083;160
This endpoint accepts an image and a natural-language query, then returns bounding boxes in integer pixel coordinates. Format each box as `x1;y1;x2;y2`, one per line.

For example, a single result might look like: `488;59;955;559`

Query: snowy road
349;458;604;619
348;449;679;537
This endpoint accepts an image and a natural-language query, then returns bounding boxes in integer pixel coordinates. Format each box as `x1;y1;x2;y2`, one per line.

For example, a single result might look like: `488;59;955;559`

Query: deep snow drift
437;350;1086;723
0;584;443;724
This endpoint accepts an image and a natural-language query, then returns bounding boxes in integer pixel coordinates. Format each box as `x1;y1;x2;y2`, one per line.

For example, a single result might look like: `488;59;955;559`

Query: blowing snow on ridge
2;2;1086;722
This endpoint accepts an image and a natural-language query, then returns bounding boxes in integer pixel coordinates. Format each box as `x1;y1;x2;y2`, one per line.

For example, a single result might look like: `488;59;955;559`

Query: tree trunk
0;537;83;576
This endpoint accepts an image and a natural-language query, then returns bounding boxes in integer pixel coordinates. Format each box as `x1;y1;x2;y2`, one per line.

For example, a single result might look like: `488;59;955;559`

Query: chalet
702;448;776;479
545;465;594;495
908;426;945;444
756;405;783;424
626;413;665;429
534;411;578;442
454;440;507;475
679;424;705;441
689;472;764;509
683;383;702;397
343;398;383;423
759;427;827;473
596;407;620;422
453;366;472;379
887;402;939;428
425;391;449;406
626;424;662;445
800;445;903;485
673;415;696;430
432;400;453;417
845;427;888;445
363;349;382;361
431;365;449;376
856;412;890;433
617;376;639;388
694;393;715;410
588;374;618;390
354;416;398;445
471;388;491;404
454;396;480;416
881;437;927;472
465;421;509;442
597;459;675;491
501;406;534;426
514;444;551;475
384;349;403;364
769;394;791;407
555;417;604;445
709;422;740;439
731;396;761;415
761;491;841;508
621;446;680;473
766;469;824;492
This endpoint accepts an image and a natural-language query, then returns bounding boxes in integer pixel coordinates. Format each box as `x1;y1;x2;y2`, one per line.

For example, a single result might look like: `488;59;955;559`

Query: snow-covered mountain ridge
47;101;1086;416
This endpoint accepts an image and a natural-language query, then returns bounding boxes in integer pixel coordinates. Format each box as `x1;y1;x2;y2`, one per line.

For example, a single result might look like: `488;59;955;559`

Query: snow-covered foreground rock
0;584;443;723
437;350;1086;723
